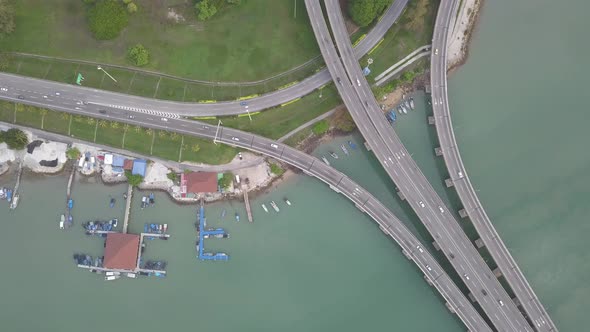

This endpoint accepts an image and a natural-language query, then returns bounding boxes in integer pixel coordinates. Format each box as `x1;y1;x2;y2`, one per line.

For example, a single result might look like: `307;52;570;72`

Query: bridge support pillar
458;209;468;218
493;267;503;278
424;275;433;286
468;293;476;303
396;188;406;201
402;249;412;260
445;302;456;314
434;147;443;156
474;238;485;249
355;204;366;213
428;116;436;125
512;297;521;307
329;185;340;194
363;142;372;151
444;178;454;188
432;241;441;251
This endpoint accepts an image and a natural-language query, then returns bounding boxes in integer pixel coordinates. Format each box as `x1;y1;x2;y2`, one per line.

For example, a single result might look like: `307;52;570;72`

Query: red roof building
103;233;140;270
123;159;134;171
180;172;218;197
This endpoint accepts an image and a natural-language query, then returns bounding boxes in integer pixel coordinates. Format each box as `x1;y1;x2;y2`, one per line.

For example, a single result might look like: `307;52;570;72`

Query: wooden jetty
122;185;133;233
63;163;76;228
9;161;23;210
242;184;253;223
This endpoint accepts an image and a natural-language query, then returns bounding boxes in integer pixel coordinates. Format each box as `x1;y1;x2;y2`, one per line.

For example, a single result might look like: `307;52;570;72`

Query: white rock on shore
447;0;481;68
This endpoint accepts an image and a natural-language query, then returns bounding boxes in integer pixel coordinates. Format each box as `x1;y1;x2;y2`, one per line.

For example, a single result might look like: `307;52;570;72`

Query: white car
55;92;61;96
498;300;505;307
463;273;470;280
43;95;48;99
419;201;425;208
270;143;279;149
458;171;464;178
161;118;168;122
416;245;424;253
434;48;439;55
438;206;444;213
425;265;432;271
231;137;240;142
356;79;361;87
0;87;7;92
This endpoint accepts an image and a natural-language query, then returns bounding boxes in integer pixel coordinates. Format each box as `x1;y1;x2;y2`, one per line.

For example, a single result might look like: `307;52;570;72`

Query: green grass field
0;104;236;165
200;84;341;140
0;0;318;82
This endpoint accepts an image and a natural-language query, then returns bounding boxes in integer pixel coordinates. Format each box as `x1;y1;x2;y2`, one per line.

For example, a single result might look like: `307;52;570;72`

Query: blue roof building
132;159;147;177
112;155;125;167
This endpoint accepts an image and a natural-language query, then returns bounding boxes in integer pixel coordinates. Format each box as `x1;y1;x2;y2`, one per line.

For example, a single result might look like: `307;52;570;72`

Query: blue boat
149;193;155;206
6;189;12;202
387;110;397;124
68;199;74;210
144;224;149;233
109;197;115;208
235;213;240;222
347;140;357;150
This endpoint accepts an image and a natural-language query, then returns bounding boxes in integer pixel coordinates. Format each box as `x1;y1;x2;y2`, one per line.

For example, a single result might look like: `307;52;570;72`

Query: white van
235;175;241;184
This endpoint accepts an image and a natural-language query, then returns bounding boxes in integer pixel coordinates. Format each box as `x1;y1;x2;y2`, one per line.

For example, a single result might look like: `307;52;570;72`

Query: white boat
9;194;19;210
126;273;137;279
163;224;168;232
270;201;280;212
105;275;120;281
321;156;330;166
59;221;64;229
401;105;408;114
398;106;404;114
404;100;411;110
105;271;121;276
340;144;349;156
59;214;65;229
329;151;339;159
261;204;269;212
284;198;292;206
409;97;415;110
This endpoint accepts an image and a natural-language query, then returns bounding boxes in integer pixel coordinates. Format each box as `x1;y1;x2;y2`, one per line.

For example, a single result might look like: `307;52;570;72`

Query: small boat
105;275;120;281
409;97;415;110
0;187;5;200
149;193;155;206
163;224;168;232
284;198;292;206
404;100;411;110
67;214;73;226
347;140;357;149
59;214;65;229
68;199;74;210
109;197;115;208
221;209;227;219
110;218;118;228
5;189;12;202
340;144;349;156
9;194;19;210
401;105;408;114
123;193;128;200
398;106;404;114
105;271;120;276
321;156;330;166
329;151;339;159
126;273;137;279
261;204;269;213
270;201;280;212
235;213;240;222
141;196;147;209
59;221;64;229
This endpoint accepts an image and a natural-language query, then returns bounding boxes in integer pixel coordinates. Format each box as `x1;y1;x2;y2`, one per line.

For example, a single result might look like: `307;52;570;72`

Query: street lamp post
213;120;223;145
97;66;117;83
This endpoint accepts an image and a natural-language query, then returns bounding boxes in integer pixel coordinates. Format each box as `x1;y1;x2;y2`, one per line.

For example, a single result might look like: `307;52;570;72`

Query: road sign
76;73;85;85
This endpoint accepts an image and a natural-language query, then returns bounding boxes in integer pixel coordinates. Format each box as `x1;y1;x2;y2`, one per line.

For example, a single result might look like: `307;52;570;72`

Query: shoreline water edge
0;0;483;203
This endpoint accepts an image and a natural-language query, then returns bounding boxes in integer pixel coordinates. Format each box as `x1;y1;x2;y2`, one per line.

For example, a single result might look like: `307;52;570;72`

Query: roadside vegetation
0;101;237;165
0;127;29;150
0;0;16;38
348;0;392;27
269;162;285;176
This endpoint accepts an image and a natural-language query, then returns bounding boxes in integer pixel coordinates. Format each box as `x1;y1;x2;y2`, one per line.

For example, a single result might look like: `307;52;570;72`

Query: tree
219;172;233;189
134;125;141;133
122;0;132;3
348;0;391;27
87;0;129;40
127;44;149;66
87;117;95;125
0;0;16;38
110;121;119;129
195;0;217;21
66;147;81;160
0;128;28;150
124;170;143;187
312;120;329;135
166;171;178;182
82;0;96;4
191;144;200;153
127;2;137;14
0;53;12;71
170;132;179;141
98;120;107;128
226;0;241;4
269;163;285;176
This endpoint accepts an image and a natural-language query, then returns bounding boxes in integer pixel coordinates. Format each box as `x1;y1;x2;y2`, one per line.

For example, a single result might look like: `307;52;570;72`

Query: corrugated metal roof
103;233;140;271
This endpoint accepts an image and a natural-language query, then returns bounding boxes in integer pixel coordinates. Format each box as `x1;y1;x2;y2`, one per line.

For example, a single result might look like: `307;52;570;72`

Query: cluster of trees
194;0;241;21
124;170;144;187
127;44;149;66
218;172;233;189
0;0;16;38
348;0;392;27
0;128;29;150
86;0;129;40
312;120;329;136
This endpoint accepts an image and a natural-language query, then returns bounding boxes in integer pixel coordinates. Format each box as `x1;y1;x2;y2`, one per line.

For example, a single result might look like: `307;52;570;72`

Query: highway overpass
430;0;557;331
306;0;532;330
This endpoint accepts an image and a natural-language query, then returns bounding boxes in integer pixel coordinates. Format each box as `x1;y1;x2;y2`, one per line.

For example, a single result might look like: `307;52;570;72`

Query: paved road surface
0;92;488;331
312;0;534;330
0;1;408;118
430;0;558;331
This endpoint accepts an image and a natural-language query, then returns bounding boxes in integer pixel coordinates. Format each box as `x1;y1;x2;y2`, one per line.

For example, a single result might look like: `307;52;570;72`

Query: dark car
337;77;342;84
99;110;107;114
17;95;24;100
